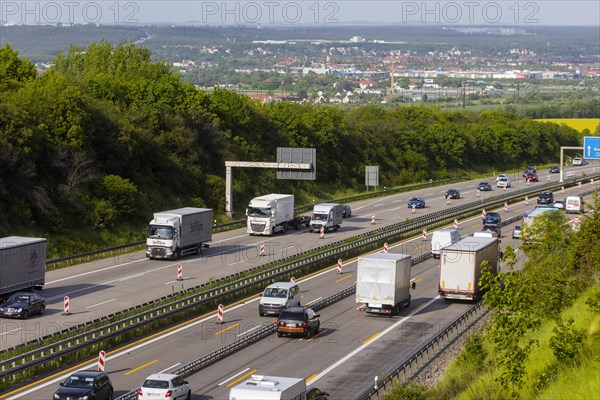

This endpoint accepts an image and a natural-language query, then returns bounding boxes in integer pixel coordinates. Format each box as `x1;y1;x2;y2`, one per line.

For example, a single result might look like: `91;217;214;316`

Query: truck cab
309;203;343;233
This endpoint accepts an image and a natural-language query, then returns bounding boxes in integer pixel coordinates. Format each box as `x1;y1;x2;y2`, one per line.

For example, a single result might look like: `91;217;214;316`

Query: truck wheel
293;220;300;230
405;295;411;308
283;222;288;233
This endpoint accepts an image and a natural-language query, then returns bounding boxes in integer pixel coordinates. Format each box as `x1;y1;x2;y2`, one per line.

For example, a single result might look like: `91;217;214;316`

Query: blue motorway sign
583;136;600;159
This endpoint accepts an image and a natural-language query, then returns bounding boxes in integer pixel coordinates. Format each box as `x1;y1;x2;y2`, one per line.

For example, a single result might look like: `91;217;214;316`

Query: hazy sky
2;1;599;26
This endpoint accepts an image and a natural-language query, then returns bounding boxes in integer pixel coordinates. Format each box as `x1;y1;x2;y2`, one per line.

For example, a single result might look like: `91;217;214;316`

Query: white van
258;282;301;316
431;228;461;258
565;196;584;214
229;375;305;400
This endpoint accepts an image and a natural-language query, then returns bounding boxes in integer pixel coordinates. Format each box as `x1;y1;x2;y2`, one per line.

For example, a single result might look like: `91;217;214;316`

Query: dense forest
0;42;597;253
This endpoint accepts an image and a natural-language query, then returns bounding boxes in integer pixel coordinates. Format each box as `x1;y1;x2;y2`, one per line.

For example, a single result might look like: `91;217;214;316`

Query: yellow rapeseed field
535;118;600;133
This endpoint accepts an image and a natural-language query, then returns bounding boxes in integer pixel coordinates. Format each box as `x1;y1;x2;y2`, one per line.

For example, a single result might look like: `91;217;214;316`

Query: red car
525;173;538;182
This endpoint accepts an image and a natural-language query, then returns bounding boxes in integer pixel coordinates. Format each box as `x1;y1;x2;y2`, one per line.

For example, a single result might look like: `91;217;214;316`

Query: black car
342;204;352;218
537;191;554;204
407;197;426;208
445;189;460;199
54;371;113;400
276;307;320;338
0;292;45;319
307;387;330;400
483;211;501;225
523;166;537;176
477;182;492;191
549;165;560;173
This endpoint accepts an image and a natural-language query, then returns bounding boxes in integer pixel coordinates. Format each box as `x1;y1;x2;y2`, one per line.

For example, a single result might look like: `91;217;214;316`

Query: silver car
512;225;523;239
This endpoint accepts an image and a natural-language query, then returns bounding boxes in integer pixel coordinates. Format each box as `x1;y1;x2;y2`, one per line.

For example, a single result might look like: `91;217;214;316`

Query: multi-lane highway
1;163;598;399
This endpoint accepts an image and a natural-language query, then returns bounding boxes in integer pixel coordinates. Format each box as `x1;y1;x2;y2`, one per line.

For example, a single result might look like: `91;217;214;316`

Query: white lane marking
118;273;145;282
218;368;250;386
46;258;147;285
306;297;322;306
1;327;22;336
159;363;181;374
307;296;440;385
237;325;262;337
85;299;116;309
391;199;404;203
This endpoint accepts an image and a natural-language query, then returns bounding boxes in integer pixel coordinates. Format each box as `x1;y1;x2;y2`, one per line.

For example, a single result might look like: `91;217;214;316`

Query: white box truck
246;194;309;236
356;252;413;315
438;236;499;301
229;375;305;400
0;236;47;297
309;203;343;233
146;207;213;260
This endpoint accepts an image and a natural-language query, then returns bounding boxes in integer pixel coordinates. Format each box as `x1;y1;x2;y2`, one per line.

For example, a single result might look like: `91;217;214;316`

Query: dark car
482;224;501;237
342;204;352;218
525;173;539;182
54;371;113;400
0;292;45;319
549;165;560;173
477;182;492;191
445;189;460;199
307;387;330;400
276;307;320;338
407;197;426;208
523;166;537;176
537;191;554;204
483;211;501;225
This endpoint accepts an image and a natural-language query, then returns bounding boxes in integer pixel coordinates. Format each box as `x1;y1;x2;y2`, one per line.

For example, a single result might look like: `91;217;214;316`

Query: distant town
3;23;599;106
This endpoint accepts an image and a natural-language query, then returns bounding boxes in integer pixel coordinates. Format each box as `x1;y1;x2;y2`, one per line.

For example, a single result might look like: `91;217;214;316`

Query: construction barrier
97;350;106;372
217;304;224;324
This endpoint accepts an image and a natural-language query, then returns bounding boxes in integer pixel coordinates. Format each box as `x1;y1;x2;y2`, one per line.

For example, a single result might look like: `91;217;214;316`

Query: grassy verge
383;285;600;400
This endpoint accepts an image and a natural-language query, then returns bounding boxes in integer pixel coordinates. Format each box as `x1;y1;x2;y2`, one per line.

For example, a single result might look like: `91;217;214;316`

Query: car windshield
247;207;271;218
409;197;421;202
264;288;288;298
147;225;174;240
7;295;30;303
142;379;169;389
312;213;329;221
64;376;94;388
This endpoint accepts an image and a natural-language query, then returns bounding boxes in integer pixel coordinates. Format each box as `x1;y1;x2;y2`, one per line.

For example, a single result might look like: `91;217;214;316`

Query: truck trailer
309;203;343;233
146;207;213;260
438;236;499;301
229;375;306;400
0;236;47;297
246;194;309;236
356;252;413;315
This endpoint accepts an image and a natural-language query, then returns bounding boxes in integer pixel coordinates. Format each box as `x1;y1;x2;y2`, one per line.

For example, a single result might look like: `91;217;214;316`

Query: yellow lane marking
471;223;480;228
227;368;258;387
335;274;353;283
306;328;330;342
306;373;317;383
124;359;158;376
415;244;425;251
215;322;240;336
362;332;380;345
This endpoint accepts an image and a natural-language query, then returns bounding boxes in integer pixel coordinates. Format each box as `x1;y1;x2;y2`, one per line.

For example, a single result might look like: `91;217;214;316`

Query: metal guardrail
115;256;433;400
2;174;596;387
357;302;488;400
45;178;465;269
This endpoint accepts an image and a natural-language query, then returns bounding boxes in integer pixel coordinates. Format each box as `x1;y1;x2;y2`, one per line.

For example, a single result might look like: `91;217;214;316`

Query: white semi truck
246;194;309;236
229;375;306;400
146;207;213;260
309;203;343;233
356;252;414;315
0;236;47;297
438;236;499;301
